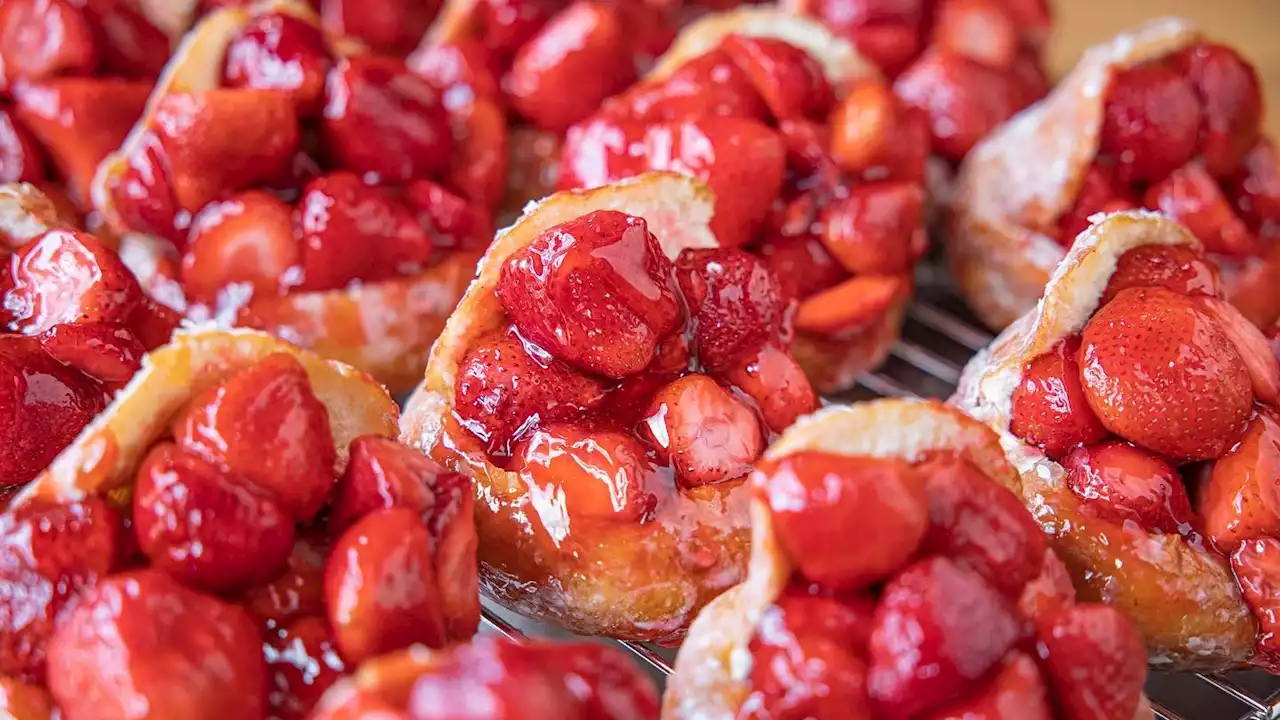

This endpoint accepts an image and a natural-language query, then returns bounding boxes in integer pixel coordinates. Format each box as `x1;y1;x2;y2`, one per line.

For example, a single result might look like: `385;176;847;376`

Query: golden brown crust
946;17;1200;330
12;327;399;509
0;183;61;246
663;399;1021;720
951;211;1257;670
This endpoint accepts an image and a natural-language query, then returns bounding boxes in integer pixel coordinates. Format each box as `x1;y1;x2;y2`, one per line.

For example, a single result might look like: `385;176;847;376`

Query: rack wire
475;270;1280;720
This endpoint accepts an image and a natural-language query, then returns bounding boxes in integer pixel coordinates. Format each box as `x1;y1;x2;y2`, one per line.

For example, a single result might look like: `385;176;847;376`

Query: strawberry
153;89;299;213
402;179;493;251
496;210;682;377
722;342;818;434
820;180;927;276
1003;0;1053;45
507;2;636;132
509;423;661;523
847;23;922;78
407;39;500;99
793;274;910;334
806;0;926;30
543;640;663;719
39;321;145;386
638;374;763;489
919;454;1046;599
180;190;299;304
1100;243;1220;305
721;34;835;121
0;497;119;681
754;232;847;303
1230;537;1280;661
676;247;787;372
1144;164;1257;258
925;652;1053;720
1009;335;1110;458
777;120;842;191
1196;295;1280;404
0;110;46;183
5;228;143;334
747;628;872;719
1228;139;1280;230
322;55;453;184
473;0;561;61
868;557;1021;717
1057;162;1138;245
757;452;929;589
1099;62;1202;183
444;95;508;213
171;352;337;521
454;328;607;454
1171;43;1263;178
106;132;184;247
766;587;879;652
0;0;97;82
47;570;266;720
263;616;346;720
557;113;651;192
1034;604;1147;720
1199;411;1280;552
605;49;768;124
932;0;1020;69
128;297;180;352
1018;548;1077;623
317;0;438;56
1063;441;1196;535
242;535;328;631
223;12;334;116
829;82;929;183
325;507;449;663
1079;286;1252;461
78;0;170;79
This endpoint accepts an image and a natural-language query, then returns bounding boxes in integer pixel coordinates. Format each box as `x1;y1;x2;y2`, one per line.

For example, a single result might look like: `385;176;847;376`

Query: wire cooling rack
471;265;1280;720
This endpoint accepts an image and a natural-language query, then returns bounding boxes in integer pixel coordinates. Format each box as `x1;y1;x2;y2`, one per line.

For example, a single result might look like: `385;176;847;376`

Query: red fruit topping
47;570;266;720
747;621;871;719
1200;411;1280;552
757;452;929;589
919;454;1046;599
721;34;834;121
181;190;299;304
1099;62;1202;184
317;0;438;56
769;588;879;651
79;0;170;79
639;374;763;489
1196;295;1280;404
0;336;107;487
0;497;118;681
608;48;767;124
454;328;607;453
1018;548;1077;623
793;274;910;335
1079;286;1252;461
496;210;681;378
1144;164;1257;258
403;179;492;251
0;0;97;82
927;652;1053;720
1172;43;1264;178
1009;336;1110;459
321;55;453;184
294;173;432;291
1231;537;1280;662
675;247;786;372
39;321;145;386
722;342;818;434
1229;138;1280;230
133;443;295;593
557;114;651;193
820;180;926;276
846;23;922;78
507;2;635;132
264;616;346;720
324;507;447;663
223;12;333;116
473;0;561;61
1057;162;1137;244
0;110;46;183
511;423;661;523
242;535;328;630
107;132;183;246
407;39;499;100
829;82;929;183
153;89;300;213
1034;604;1147;720
445;95;508;213
1063;440;1196;535
5;228;142;334
1101;243;1219;305
932;0;1020;69
755;233;846;303
171;352;336;521
867;557;1020;717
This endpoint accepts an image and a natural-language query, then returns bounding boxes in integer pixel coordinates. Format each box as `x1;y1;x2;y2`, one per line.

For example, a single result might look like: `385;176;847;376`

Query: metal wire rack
473;268;1280;720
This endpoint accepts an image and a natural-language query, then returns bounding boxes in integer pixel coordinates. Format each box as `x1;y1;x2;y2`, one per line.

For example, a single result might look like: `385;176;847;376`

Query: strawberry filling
747;449;1147;719
0;352;479;719
559;34;927;387
453;208;818;526
793;0;1051;163
103;11;498;316
1009;241;1280;670
1057;44;1280;325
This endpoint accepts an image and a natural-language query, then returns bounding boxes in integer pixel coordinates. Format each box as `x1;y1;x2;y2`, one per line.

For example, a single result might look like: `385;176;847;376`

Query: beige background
1047;0;1280;135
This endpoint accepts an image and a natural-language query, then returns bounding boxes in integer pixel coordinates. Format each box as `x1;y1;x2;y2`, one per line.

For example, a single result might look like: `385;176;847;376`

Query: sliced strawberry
510;423;661;523
223;12;334;116
557;113;651;192
1034;604;1147;720
820;180;926;276
171;352;336;521
39;321;145;386
1009;335;1110;459
1231;537;1280;662
318;0;439;56
403;179;492;251
1172;43;1263;178
806;0;925;31
1079;286;1252;461
606;48;768;124
445;95;508;213
78;0;170;79
47;570;265;720
1144;164;1257;258
264;616;346;720
473;0;561;61
847;23;922;78
722;342;818;434
0;109;46;183
1101;243;1220;305
153;89;300;213
496;210;682;377
181;190;298;304
128;297;180;352
242;535;328;631
829;81;929;183
776;119;842;191
0;0;97;82
868;557;1021;717
1229;138;1280;230
767;587;879;652
639;374;763;489
6;228;142;334
925;652;1053;720
322;55;452;184
919;454;1046;599
1099;62;1202;183
793;274;909;335
932;0;1020;69
107;131;184;247
407;39;500;99
755;232;847;303
747;625;872;718
133;442;294;593
721;34;834;121
1196;295;1280;404
1017;548;1077;623
1063;440;1196;536
1199;411;1280;552
507;2;635;132
1057;162;1138;245
757;452;929;589
676;247;787;372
